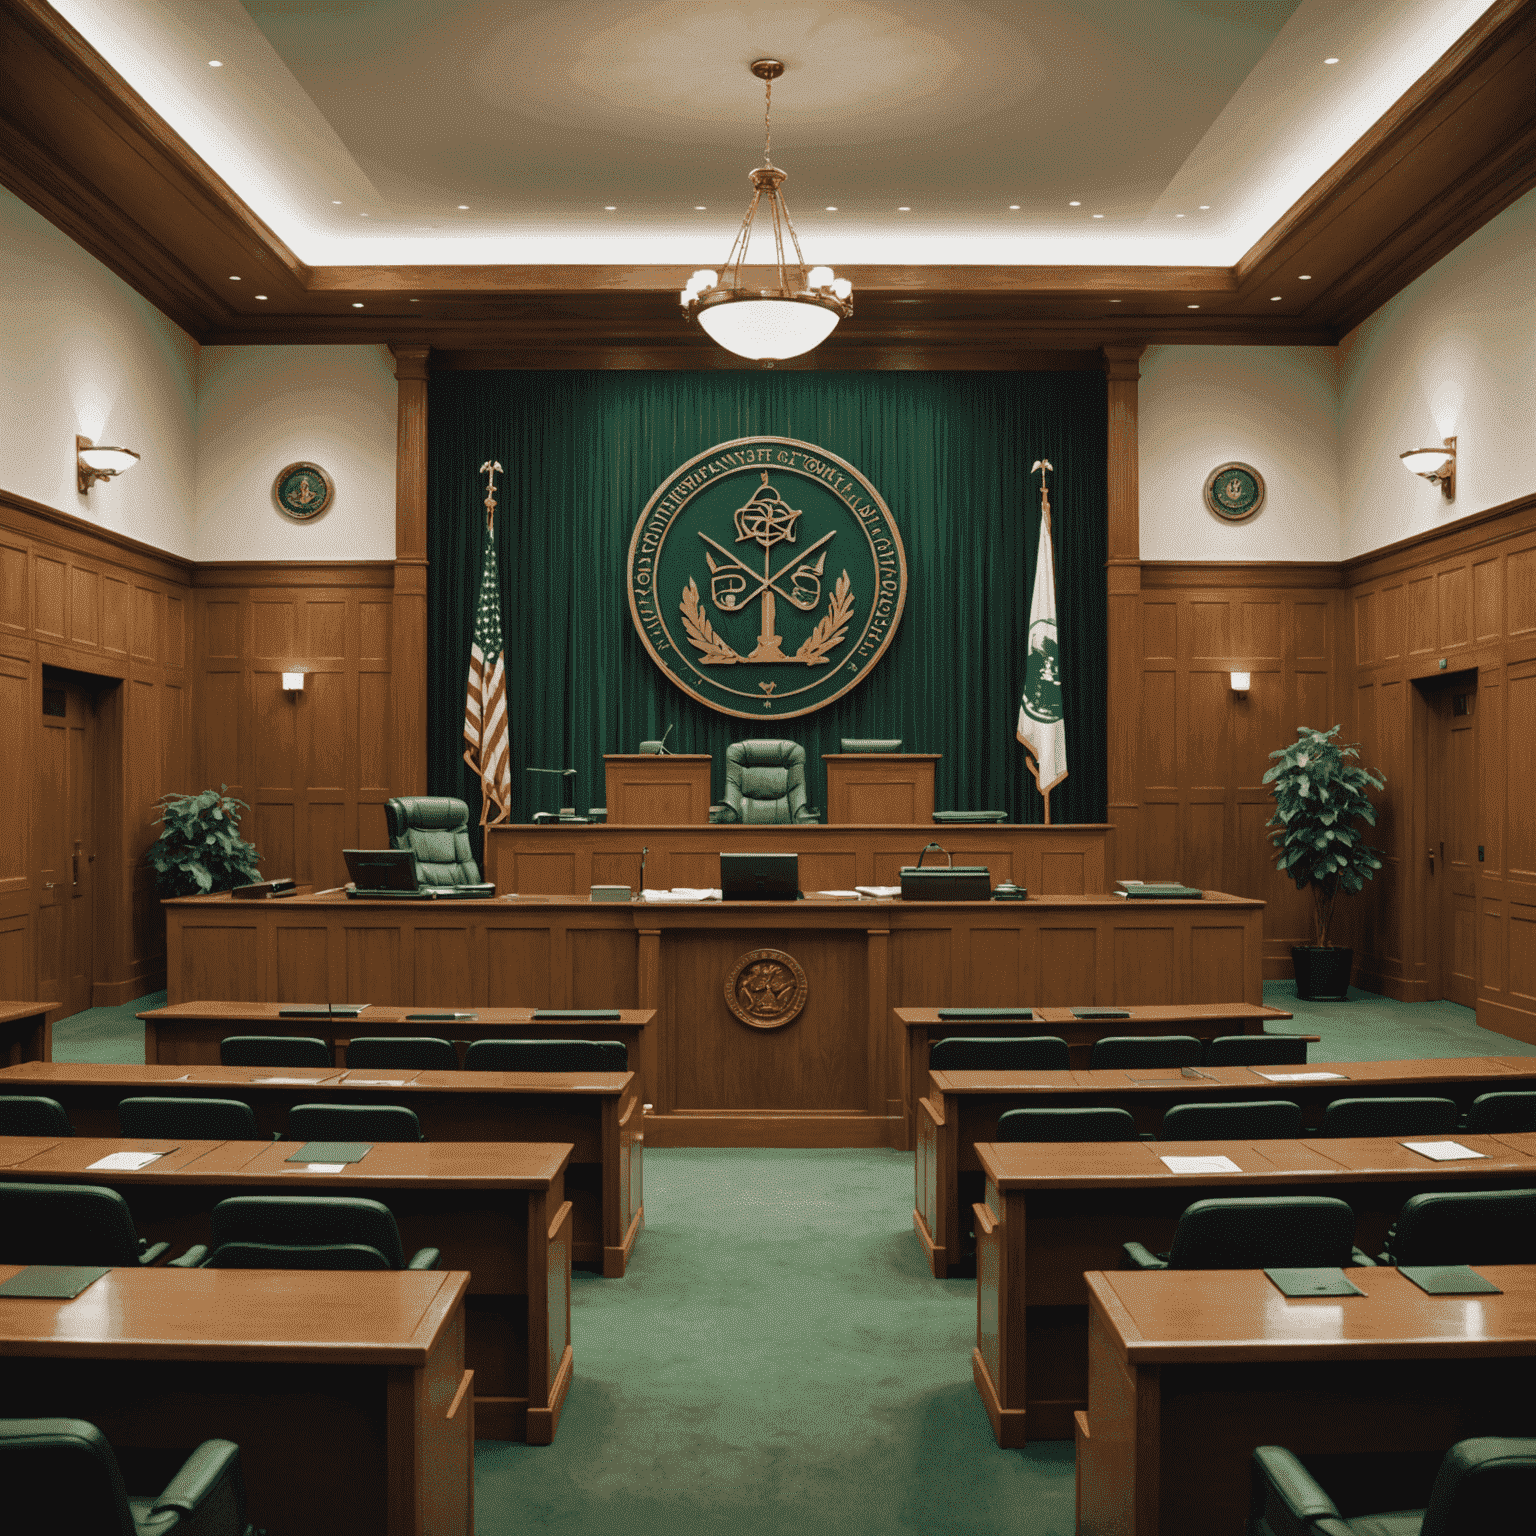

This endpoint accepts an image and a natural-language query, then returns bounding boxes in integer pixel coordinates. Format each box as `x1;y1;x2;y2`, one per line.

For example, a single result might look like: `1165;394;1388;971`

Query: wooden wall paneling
1103;346;1143;882
390;344;428;796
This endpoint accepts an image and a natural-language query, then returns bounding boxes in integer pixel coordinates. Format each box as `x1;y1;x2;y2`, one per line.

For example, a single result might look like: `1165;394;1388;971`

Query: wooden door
38;677;97;1017
1427;680;1478;1007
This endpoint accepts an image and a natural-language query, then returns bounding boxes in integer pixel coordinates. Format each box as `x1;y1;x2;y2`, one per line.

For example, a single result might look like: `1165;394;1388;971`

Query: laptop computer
720;852;800;901
342;849;495;899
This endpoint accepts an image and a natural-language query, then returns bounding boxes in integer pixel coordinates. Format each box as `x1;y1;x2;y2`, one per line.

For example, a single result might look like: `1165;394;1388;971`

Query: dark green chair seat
1464;1090;1536;1134
345;1036;458;1071
996;1106;1137;1142
1089;1035;1203;1070
1204;1035;1310;1066
839;738;902;752
288;1102;423;1143
1159;1099;1303;1141
0;1095;72;1136
218;1035;330;1069
1379;1188;1536;1266
385;795;482;884
0;1418;252;1536
716;740;819;824
1319;1096;1459;1138
0;1181;173;1266
117;1097;262;1141
463;1038;627;1072
1123;1195;1368;1271
200;1195;439;1271
929;1036;1070;1072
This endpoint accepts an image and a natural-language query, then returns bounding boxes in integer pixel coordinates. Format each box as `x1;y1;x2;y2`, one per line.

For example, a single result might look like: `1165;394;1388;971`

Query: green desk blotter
1264;1268;1365;1298
533;1009;621;1020
1399;1265;1502;1296
1072;1008;1131;1019
937;1007;1033;1020
286;1142;372;1164
0;1265;109;1300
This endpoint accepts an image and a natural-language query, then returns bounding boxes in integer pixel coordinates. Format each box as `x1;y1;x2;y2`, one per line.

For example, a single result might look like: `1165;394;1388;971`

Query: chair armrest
1138;1132;1155;1142
137;1240;170;1266
165;1244;209;1268
1121;1241;1165;1270
794;807;821;824
1249;1445;1349;1536
1349;1248;1377;1267
710;803;739;824
406;1247;441;1270
151;1437;245;1535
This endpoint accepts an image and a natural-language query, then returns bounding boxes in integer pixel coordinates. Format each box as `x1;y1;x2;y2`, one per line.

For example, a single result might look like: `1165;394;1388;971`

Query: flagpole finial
479;459;503;532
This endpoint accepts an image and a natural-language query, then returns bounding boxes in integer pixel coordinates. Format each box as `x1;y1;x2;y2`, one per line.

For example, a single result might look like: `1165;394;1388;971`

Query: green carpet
50;992;158;1063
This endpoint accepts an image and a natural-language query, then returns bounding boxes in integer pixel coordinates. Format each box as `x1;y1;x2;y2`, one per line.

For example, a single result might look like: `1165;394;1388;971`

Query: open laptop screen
720;852;799;901
343;848;418;891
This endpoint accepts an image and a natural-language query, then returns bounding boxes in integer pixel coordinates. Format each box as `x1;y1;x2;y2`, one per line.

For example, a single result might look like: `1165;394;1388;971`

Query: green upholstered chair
345;1035;459;1071
384;795;482;884
1122;1195;1367;1271
218;1035;331;1069
199;1195;439;1271
1378;1188;1536;1266
0;1418;253;1536
1204;1035;1310;1066
929;1036;1070;1072
996;1106;1138;1142
1158;1100;1303;1141
0;1095;72;1137
463;1038;627;1072
1319;1096;1459;1138
1249;1438;1536;1536
1464;1090;1536;1134
117;1097;262;1141
287;1102;423;1143
715;740;819;824
1089;1035;1203;1070
0;1181;174;1267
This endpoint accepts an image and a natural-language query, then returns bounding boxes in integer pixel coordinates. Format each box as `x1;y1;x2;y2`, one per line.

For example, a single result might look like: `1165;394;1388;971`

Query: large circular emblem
1203;462;1265;522
628;436;907;719
724;948;808;1030
273;462;334;522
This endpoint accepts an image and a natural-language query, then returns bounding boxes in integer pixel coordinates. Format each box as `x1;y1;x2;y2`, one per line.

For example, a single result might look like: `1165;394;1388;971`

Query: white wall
1138;344;1341;563
194;345;397;563
0;183;198;555
1338;184;1536;559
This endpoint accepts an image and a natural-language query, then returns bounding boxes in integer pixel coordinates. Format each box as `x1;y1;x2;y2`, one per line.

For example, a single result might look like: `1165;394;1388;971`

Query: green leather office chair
199;1195;439;1271
463;1038;627;1071
288;1102;424;1142
714;740;819;824
1319;1096;1459;1137
1464;1090;1536;1133
0;1181;176;1266
1378;1188;1536;1266
929;1036;1070;1071
0;1418;253;1536
384;796;482;884
1159;1100;1303;1141
219;1035;331;1069
1249;1438;1536;1536
1204;1035;1310;1066
996;1106;1138;1142
1122;1195;1368;1270
1089;1035;1203;1070
0;1095;72;1136
118;1097;262;1141
346;1036;458;1071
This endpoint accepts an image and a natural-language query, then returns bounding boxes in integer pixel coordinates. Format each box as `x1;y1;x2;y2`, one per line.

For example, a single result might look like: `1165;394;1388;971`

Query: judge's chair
384;796;483;884
711;741;820;824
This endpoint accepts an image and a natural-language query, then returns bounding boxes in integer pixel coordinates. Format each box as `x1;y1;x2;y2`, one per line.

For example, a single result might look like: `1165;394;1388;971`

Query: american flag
463;473;511;826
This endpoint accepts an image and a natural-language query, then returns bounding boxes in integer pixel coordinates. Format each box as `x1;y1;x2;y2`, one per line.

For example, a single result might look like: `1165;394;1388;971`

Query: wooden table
0;1135;573;1443
917;1054;1536;1277
1075;1265;1536;1536
0;1263;474;1535
0;1058;643;1278
971;1132;1536;1448
0;1000;57;1063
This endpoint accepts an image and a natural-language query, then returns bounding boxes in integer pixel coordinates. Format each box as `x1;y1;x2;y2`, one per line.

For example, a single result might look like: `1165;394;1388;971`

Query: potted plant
146;786;262;897
1263;725;1385;1001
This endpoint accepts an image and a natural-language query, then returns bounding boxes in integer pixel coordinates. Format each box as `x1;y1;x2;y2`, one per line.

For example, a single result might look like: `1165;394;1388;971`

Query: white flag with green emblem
1017;464;1067;795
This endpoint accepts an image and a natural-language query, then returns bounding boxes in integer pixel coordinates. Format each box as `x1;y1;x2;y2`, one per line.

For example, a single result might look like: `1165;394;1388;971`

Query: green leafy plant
146;786;261;897
1263;726;1385;948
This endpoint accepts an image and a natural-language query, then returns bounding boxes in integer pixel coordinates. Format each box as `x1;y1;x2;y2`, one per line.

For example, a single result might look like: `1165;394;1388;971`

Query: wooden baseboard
525;1344;573;1447
91;969;165;1008
913;1207;947;1279
472;1395;524;1442
644;1111;901;1148
972;1346;1028;1448
1475;998;1536;1047
1351;964;1429;1002
604;1205;643;1278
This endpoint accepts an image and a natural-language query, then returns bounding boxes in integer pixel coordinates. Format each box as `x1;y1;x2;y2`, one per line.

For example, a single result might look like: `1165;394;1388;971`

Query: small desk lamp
526;767;581;821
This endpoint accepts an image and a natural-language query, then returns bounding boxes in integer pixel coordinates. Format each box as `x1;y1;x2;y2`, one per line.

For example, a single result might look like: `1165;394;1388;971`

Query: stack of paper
854;885;902;898
640;887;722;903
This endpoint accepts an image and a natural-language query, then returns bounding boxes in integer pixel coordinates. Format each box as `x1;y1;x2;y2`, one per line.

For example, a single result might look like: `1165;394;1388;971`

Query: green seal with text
273;461;334;521
1203;462;1265;522
628;437;907;719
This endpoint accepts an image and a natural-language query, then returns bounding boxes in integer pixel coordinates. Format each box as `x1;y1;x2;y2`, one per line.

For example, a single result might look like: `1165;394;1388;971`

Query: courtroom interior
3;2;1536;1533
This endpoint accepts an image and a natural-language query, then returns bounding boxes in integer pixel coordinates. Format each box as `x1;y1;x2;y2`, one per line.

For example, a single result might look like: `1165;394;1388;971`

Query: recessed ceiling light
694;205;706;211
332;200;342;205
208;60;222;68
409;298;419;303
229;275;240;281
1271;295;1282;301
1324;57;1339;65
826;206;838;212
1199;205;1210;210
1175;213;1184;218
898;206;910;212
457;205;469;210
1069;201;1081;207
1092;213;1104;219
1298;274;1312;280
352;302;363;308
604;205;616;211
254;294;267;301
1188;304;1199;309
359;212;369;218
1108;299;1122;304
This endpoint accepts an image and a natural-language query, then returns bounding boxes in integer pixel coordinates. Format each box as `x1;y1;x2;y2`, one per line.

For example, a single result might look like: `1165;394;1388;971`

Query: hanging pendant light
681;60;852;362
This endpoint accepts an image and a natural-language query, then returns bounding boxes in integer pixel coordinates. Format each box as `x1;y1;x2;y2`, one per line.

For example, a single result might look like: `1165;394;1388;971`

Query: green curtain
427;370;1107;845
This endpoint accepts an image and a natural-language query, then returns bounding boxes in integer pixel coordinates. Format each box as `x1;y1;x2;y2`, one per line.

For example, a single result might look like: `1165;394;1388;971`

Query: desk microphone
656;725;673;755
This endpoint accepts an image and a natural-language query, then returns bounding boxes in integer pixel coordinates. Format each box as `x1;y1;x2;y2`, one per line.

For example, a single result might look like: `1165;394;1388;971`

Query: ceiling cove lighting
681;61;851;363
1400;437;1456;500
76;436;139;494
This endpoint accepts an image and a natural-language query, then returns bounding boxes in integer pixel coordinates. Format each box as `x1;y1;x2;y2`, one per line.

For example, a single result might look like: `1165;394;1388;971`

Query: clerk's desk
971;1131;1536;1447
917;1055;1536;1277
0;1135;574;1444
0;1058;643;1278
0;1262;472;1536
1075;1264;1536;1536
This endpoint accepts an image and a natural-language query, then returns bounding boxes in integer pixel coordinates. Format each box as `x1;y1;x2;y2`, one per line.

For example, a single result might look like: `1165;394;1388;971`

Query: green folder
1399;1265;1502;1296
0;1265;110;1300
1264;1268;1365;1298
285;1142;372;1164
937;1007;1032;1020
1072;1008;1131;1019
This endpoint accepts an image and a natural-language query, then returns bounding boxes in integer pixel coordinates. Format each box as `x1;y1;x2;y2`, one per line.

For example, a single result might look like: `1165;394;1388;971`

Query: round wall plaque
273;462;335;521
723;948;808;1030
627;436;907;719
1203;462;1265;522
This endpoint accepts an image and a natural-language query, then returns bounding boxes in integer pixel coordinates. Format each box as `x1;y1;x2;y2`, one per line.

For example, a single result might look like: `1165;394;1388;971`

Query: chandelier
681;60;852;362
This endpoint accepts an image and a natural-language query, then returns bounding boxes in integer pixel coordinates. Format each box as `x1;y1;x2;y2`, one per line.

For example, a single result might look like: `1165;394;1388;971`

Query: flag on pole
1016;459;1067;811
463;460;512;827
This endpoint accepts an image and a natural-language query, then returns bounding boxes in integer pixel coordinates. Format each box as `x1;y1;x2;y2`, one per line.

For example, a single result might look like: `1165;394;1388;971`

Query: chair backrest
0;1095;72;1137
723;740;809;824
1089;1035;1203;1070
346;1035;459;1071
1203;1035;1310;1066
117;1096;259;1140
1319;1095;1460;1138
0;1181;145;1266
1166;1196;1357;1269
1386;1189;1536;1266
839;738;902;753
1465;1091;1536;1134
219;1035;331;1069
384;796;481;884
1159;1100;1304;1142
288;1102;423;1143
929;1036;1070;1072
996;1106;1138;1142
0;1418;138;1536
205;1195;405;1270
463;1038;627;1072
1420;1438;1536;1536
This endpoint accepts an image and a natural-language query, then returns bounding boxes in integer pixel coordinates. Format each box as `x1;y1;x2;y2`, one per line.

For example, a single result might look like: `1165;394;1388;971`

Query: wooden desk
604;754;713;824
970;1133;1536;1448
0;1000;57;1063
822;754;939;823
917;1054;1536;1277
0;1263;473;1535
1075;1266;1536;1536
2;1135;573;1444
0;1058;643;1278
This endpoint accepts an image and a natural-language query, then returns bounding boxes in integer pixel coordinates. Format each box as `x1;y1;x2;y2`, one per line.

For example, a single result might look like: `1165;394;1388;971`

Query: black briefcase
899;843;991;901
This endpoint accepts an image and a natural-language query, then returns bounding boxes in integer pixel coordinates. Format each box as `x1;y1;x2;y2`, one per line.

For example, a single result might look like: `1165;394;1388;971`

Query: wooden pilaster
390;343;430;794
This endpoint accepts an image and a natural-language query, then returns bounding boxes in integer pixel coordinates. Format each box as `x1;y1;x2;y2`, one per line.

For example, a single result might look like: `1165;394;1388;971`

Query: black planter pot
1292;945;1353;1001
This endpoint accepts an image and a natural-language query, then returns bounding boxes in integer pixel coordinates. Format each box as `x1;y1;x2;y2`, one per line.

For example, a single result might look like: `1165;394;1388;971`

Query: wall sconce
1399;436;1456;500
76;435;140;494
281;672;305;692
1230;672;1251;693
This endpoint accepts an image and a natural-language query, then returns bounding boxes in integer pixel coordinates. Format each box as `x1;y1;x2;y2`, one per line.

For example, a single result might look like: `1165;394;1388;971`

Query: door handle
72;852;80;886
1428;848;1436;871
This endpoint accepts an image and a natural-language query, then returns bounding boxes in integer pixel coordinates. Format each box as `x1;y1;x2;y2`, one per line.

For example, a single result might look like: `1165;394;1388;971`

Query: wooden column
390;343;430;795
1103;345;1144;883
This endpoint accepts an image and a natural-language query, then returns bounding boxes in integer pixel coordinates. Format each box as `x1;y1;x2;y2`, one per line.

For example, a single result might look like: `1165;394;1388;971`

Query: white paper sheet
306;1163;347;1173
252;1076;331;1084
88;1151;163;1171
1160;1155;1242;1174
640;888;722;902
1402;1140;1486;1162
854;886;902;898
1255;1071;1348;1082
815;890;863;899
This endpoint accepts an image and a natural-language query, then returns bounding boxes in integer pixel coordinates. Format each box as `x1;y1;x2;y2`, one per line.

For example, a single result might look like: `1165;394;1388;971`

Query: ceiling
3;0;1536;363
